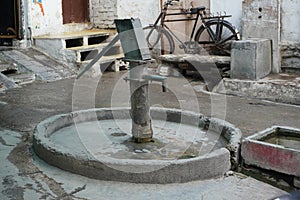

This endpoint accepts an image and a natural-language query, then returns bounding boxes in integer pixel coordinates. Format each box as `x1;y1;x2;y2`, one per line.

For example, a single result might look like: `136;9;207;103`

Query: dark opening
65;38;83;48
80;50;98;61
0;38;13;46
88;35;109;45
105;45;121;56
0;0;20;42
1;68;17;75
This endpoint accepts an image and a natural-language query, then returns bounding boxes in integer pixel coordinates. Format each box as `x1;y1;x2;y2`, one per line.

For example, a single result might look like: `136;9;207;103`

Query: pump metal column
78;18;166;143
115;18;154;142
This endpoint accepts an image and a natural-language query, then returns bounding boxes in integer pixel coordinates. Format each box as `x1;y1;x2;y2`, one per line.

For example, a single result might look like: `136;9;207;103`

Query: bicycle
143;0;240;58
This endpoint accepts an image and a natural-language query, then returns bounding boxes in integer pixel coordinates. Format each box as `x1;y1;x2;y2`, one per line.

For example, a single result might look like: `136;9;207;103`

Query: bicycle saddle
190;6;206;14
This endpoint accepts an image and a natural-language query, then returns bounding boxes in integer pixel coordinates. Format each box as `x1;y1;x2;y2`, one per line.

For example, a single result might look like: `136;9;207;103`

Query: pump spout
162;80;167;92
142;74;168;92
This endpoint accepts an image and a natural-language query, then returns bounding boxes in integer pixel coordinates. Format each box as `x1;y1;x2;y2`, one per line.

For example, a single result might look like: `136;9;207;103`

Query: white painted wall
117;0;160;27
29;0;62;36
29;0;89;37
27;0;299;44
210;0;243;34
281;0;300;42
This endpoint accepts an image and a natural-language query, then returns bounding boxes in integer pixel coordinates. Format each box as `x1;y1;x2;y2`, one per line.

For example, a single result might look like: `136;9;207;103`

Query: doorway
62;0;90;24
0;0;20;45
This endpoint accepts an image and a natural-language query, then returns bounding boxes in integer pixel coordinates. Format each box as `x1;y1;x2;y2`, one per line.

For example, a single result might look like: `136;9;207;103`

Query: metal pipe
142;74;167;92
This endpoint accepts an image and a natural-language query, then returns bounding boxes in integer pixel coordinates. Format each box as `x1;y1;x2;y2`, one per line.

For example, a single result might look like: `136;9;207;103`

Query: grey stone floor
1;69;299;199
0;46;300;200
0;128;286;200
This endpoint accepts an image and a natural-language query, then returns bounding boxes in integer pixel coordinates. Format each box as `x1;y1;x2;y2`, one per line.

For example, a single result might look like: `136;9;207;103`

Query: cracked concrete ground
1;70;299;199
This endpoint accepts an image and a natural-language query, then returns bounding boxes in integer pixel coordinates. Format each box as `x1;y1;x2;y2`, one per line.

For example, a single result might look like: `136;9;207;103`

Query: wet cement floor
1;70;299;199
1;70;299;136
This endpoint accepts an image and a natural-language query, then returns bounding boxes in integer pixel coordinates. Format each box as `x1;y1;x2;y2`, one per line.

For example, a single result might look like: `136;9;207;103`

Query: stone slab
213;73;300;105
159;54;231;65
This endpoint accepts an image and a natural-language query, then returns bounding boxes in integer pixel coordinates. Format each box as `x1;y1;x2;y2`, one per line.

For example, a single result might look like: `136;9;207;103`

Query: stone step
34;29;115;47
33;29;124;74
77;53;125;73
67;42;122;62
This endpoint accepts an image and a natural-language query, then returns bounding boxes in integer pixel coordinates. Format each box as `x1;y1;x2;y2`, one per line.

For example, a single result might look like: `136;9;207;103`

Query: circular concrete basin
33;107;241;184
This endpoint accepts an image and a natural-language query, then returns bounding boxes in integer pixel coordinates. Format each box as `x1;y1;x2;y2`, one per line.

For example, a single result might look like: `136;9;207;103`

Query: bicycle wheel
194;20;240;56
143;25;175;58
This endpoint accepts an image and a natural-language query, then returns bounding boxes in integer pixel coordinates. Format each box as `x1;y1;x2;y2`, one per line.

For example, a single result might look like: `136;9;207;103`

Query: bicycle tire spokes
219;33;239;44
195;20;239;56
215;19;224;42
143;0;240;57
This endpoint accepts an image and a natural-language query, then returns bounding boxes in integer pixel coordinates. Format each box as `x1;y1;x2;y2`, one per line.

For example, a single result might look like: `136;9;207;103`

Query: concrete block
231;39;272;80
241;126;300;177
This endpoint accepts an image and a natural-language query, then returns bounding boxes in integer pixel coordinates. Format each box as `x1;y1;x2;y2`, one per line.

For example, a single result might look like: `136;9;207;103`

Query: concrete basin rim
33;107;240;165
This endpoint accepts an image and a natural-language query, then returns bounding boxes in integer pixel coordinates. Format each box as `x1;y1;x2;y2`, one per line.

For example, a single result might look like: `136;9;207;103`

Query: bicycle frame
150;0;233;51
151;3;201;48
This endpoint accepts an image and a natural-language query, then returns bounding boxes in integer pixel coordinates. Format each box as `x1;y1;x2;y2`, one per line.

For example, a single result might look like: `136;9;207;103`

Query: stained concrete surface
1;70;299;199
0;128;286;199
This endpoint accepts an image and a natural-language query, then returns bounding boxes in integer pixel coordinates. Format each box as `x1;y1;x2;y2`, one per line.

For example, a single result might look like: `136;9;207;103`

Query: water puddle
259;129;300;150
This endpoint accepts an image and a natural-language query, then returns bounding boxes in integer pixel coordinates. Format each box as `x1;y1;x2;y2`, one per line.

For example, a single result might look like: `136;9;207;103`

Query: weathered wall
23;0;300;72
281;0;300;43
29;0;90;37
242;0;300;73
91;0;118;29
27;0;159;36
117;0;160;28
210;0;242;35
242;0;281;73
280;0;300;70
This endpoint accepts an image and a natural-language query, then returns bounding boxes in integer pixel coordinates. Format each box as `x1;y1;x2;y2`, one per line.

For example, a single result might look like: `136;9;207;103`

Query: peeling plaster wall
22;0;300;71
30;0;61;36
242;0;300;72
27;0;158;36
281;0;300;43
117;0;160;28
91;0;159;29
242;0;281;73
29;0;90;37
280;0;300;70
